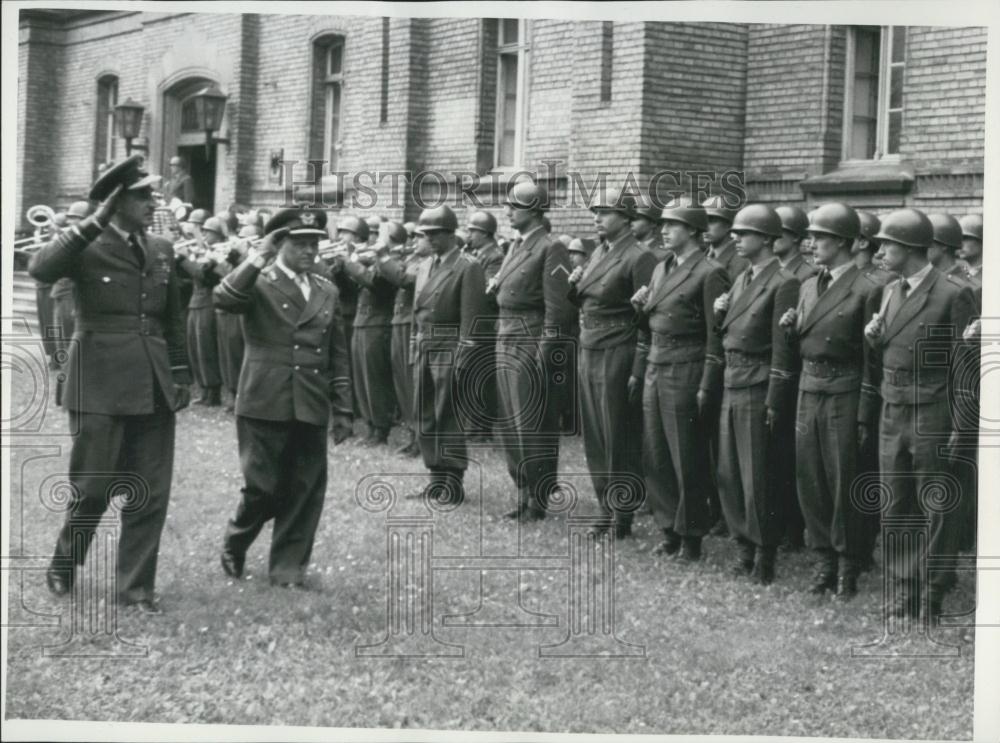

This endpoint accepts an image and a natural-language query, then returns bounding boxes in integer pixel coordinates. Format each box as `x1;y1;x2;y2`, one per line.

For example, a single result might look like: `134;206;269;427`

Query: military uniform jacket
50;276;74;300
493;228;575;338
716;259;800;413
179;256;220;309
341;258;395;328
214;260;353;426
709;238;749;282
782;253;816;282
866;268;976;407
568;232;657;354
28;217;192;415
377;254;419;326
636;250;729;390
469;241;504;316
411;248;487;363
789;265;883;424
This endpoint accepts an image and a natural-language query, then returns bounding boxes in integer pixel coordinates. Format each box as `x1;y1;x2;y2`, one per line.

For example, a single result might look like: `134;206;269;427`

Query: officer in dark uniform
407;206;487;504
29;156;192;612
863;208;976;619
702;196;749;282
215;207;353;587
631;202;672;262
569;186;657;537
463;210;505;440
377;222;423;456
713;204;800;585
492;181;575;521
779;203;883;599
632;197;729;560
336;227;398;446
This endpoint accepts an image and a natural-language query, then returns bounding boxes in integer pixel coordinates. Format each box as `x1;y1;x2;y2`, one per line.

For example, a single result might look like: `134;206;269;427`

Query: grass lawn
3;349;975;738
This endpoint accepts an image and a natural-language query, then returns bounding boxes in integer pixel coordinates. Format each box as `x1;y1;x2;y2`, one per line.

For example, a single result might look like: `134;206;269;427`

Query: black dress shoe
709;519;729;537
46;569;72;597
835;574;858;601
751;548;776;586
807;571;838;595
651;529;681;556
123;598;163;615
221;551;244;579
676;537;703;563
518;508;546;523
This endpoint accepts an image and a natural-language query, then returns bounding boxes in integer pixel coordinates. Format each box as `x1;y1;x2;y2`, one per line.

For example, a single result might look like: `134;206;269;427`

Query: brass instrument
13;204;58;255
317;239;350;260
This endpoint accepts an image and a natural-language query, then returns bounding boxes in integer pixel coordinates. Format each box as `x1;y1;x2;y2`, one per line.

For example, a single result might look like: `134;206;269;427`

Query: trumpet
26;204;57;230
318;239;350;260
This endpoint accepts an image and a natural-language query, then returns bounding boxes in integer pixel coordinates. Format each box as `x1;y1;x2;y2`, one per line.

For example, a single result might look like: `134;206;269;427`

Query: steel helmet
66;200;91;220
568;237;596;256
504;181;549;212
805;202;859;241
386;220;408;245
188;208;209;226
416;205;459;234
365;215;383;234
959;214;983;242
927;213;963;251
660;196;708;232
589;185;638;218
702;195;738;224
873;208;934;250
202;216;227;237
337;215;370;242
776;205;812;239
633;204;662;223
466;210;498;235
856;210;881;241
403;221;417;236
731;204;783;238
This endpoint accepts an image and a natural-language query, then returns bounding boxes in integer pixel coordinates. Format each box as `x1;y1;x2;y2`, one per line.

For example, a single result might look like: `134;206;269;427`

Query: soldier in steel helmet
631;194;672;263
852;211;893;283
779;202;883;600
702;195;749;282
713;203;800;585
957;214;983;290
406;205;487;504
863;207;976;621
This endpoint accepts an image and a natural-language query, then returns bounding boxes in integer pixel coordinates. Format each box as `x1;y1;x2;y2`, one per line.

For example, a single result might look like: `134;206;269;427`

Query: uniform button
283;303;289;309
294;344;300;350
313;369;319;374
316;348;321;353
295;365;300;370
102;276;111;283
825;337;831;342
141;293;147;299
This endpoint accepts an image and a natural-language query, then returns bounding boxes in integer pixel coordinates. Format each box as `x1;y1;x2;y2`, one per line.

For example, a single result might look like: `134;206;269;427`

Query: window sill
801;161;914;195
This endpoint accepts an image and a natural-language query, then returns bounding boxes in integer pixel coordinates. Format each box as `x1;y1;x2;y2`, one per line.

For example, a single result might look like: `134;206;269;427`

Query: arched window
94;74;118;175
310;34;345;171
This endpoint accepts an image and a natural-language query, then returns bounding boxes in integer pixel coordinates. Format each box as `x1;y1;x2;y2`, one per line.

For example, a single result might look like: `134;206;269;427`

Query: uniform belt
724;349;769;367
802;358;859;379
75;316;164;336
651;332;702;349
882;367;915;386
499;308;544;322
580;312;634;330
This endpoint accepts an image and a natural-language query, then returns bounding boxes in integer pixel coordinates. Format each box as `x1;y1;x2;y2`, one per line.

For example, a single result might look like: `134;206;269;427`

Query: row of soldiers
29;157;983;623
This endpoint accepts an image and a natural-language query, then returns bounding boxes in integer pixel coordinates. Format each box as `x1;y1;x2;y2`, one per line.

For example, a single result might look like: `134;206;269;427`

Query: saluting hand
249;228;284;267
568;266;585;285
631;285;650;309
93;183;125;227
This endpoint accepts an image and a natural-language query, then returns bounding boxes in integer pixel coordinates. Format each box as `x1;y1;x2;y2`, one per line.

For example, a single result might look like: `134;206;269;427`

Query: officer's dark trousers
879;400;960;596
225;416;327;584
776;384;804;545
579;343;644;525
391;322;414;427
215;310;245;397
495;336;561;511
795;388;869;567
186;305;222;389
717;381;780;547
36;285;57;358
412;346;467;473
352;324;396;431
53;398;175;603
642;359;712;536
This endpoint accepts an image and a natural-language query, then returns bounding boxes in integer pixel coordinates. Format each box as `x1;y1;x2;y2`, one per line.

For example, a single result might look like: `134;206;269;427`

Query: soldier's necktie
296;273;311;301
817;268;831;296
128;233;145;268
742;268;753;290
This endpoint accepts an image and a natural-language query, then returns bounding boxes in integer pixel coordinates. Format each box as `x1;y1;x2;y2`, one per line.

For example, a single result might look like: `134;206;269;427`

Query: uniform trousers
352;324;396;431
412;344;468;473
642;358;712;536
224;416;328;584
879;400;960;595
717;381;781;547
215;310;245;398
391;323;414;427
795;388;869;567
186;305;222;389
579;342;644;524
53;390;175;603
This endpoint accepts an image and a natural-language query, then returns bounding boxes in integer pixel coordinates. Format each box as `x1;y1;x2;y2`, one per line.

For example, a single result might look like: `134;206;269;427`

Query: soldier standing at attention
492;182;575;522
569;186;657;537
780;203;882;599
29;156;192;613
853;211;893;283
215;208;353;587
631;200;672;262
632;197;728;560
957;214;983;290
713;204;800;585
702;196;749;282
864;208;975;620
407;206;487;504
928;214;974;285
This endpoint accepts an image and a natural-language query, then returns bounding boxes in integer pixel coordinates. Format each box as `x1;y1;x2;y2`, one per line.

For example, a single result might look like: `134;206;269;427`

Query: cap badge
300;212;316;226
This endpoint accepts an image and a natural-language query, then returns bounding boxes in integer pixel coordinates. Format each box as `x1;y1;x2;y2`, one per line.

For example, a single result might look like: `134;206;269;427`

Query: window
94;75;118;174
843;26;907;161
380;18;390;124
600;22;614;104
309;35;345;171
494;19;530;168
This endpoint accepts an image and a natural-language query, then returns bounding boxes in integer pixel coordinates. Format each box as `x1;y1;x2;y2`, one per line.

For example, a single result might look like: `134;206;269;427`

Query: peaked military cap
88;154;162;202
264;207;328;237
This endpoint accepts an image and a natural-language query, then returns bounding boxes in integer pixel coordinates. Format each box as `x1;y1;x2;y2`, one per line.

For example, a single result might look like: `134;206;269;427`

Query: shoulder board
944;273;968;289
313;272;332;284
857;270;881;287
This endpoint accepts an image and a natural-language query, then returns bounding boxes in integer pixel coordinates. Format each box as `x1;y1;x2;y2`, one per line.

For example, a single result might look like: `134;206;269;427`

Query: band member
215;225;255;411
365;215;383;247
493;181;575;521
632;197;729;560
215;207;353;587
778;203;882;599
29;156;192;613
864;208;975;620
377;222;423;456
408;206;487;504
713;204;800;585
569;186;657;537
178;216;226;406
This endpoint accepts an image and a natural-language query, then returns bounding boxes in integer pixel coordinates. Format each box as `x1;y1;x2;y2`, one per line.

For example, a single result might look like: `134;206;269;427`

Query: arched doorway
161;76;217;211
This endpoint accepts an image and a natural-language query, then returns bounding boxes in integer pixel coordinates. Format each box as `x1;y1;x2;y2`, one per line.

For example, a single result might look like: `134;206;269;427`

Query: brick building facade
17;9;986;235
